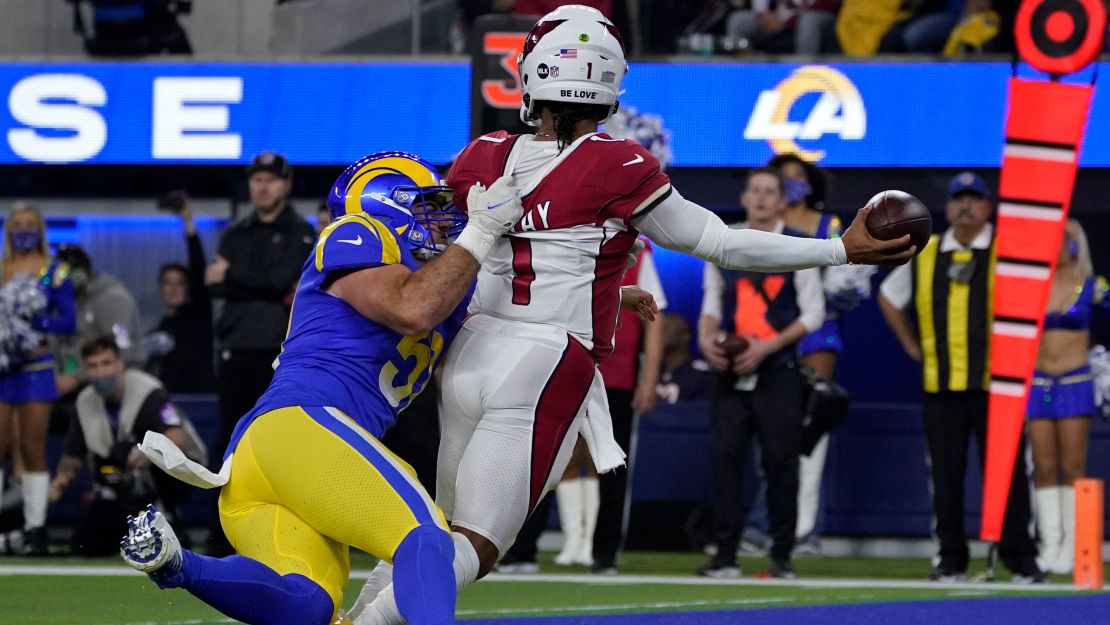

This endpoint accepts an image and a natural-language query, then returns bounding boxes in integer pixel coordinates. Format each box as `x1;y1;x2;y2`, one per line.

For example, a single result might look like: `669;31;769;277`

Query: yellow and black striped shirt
911;234;997;393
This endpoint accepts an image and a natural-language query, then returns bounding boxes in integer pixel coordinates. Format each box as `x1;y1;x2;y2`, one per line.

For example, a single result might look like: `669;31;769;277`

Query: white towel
139;430;232;489
578;369;626;473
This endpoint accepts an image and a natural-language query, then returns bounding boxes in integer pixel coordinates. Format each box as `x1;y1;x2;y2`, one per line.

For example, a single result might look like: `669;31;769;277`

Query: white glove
455;176;524;263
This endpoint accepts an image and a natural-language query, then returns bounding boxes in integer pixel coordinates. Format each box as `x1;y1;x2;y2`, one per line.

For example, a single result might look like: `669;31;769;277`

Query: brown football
715;332;749;358
864;190;932;255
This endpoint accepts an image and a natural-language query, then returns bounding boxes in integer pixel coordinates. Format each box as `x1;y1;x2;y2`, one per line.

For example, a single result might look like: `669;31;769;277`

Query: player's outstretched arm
633;188;913;271
329;246;482;335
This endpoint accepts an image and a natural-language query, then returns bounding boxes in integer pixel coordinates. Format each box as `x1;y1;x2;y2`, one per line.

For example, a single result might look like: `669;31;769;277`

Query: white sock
578;477;599;566
1057;486;1076;575
347;560;393;621
554;479;583;565
353;533;482;625
22;472;48;529
452;532;480;590
1034;486;1063;572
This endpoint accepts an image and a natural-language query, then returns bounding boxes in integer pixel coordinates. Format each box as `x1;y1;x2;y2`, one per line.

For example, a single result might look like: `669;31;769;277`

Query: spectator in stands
768;153;839;556
941;0;1000;56
53;244;145;382
656;313;715;404
49;337;205;556
146;199;215;393
879;0;961;54
724;0;840;54
0;202;76;555
204;151;314;554
696;168;823;580
879;172;1044;583
1027;220;1106;576
835;0;906;55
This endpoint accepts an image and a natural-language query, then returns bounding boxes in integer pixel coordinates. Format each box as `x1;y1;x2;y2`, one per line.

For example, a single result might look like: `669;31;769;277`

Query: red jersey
448;131;671;360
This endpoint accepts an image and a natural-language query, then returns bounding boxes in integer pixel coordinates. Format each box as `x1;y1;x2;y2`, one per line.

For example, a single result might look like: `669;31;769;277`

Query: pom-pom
822;264;877;311
1090;345;1110;420
602;105;673;171
0;275;47;374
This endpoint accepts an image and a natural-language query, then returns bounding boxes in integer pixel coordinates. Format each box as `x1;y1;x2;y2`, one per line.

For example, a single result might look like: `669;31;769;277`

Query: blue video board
0;60;1106;167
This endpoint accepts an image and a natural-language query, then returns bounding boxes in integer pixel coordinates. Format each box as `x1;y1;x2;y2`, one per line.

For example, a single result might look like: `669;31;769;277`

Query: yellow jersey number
378;330;445;409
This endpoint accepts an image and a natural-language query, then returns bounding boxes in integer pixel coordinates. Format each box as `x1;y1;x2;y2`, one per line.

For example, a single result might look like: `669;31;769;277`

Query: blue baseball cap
947;172;990;199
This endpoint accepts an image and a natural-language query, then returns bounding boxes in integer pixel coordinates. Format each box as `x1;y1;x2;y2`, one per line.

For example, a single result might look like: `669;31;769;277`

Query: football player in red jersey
349;6;912;623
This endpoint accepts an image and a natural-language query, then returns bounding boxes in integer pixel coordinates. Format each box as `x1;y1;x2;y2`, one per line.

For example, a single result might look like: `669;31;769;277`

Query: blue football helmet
327;152;466;255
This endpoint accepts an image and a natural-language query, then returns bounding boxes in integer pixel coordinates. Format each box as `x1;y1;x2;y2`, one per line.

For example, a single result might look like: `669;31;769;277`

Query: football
715;332;750;358
864;190;933;254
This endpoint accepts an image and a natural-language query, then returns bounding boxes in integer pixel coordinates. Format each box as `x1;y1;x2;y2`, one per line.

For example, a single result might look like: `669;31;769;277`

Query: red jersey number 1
510;237;535;305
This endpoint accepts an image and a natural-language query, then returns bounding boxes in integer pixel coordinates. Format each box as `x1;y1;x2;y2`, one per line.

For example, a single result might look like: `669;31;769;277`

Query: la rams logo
743;65;866;162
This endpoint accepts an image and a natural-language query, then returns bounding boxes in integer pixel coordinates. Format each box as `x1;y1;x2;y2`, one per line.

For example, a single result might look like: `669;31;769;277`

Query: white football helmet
517;4;628;126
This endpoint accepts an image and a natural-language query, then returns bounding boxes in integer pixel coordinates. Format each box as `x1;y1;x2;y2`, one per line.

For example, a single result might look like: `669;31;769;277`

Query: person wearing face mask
49;336;204;556
0;202;77;555
767;153;844;557
1026;219;1108;576
879;172;1044;583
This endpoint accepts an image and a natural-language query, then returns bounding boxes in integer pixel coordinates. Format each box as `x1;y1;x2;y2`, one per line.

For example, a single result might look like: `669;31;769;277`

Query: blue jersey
225;213;469;459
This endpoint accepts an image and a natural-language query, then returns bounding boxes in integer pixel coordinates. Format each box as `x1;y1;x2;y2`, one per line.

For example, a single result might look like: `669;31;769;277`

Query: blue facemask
784;178;811;205
9;230;41;252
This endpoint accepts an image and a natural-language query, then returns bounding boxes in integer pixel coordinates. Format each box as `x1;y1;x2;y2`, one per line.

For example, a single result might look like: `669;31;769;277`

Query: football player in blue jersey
117;152;527;625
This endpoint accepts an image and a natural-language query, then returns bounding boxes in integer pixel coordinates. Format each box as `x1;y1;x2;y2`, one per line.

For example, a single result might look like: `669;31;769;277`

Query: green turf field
0;552;1099;625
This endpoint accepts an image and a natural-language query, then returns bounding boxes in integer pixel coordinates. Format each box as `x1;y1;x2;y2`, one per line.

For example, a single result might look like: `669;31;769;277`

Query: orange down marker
1074;478;1103;590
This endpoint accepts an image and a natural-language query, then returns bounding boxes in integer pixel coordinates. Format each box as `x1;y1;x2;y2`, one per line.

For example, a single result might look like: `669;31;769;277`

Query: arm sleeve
701;263;725;321
635;249;668;311
793;267;826;333
879;263;913;310
185;233;209;305
33;274;77;334
633;188;848;272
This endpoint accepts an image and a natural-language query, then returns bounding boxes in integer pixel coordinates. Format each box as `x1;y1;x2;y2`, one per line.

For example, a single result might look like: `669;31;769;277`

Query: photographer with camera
146;193;214;393
49;336;205;556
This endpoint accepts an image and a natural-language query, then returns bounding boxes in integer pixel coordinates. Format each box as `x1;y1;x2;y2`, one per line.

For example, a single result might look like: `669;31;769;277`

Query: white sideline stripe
457;596;794;616
998;203;1062;221
0;565;1079;593
482;572;1079;592
1004;144;1075;163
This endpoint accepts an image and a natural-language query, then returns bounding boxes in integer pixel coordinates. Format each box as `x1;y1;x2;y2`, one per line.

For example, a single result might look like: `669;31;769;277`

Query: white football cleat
120;504;184;582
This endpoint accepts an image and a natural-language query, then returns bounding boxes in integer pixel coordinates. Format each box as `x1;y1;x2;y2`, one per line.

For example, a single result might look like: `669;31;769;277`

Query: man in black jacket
147;201;215;393
203;152;314;553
